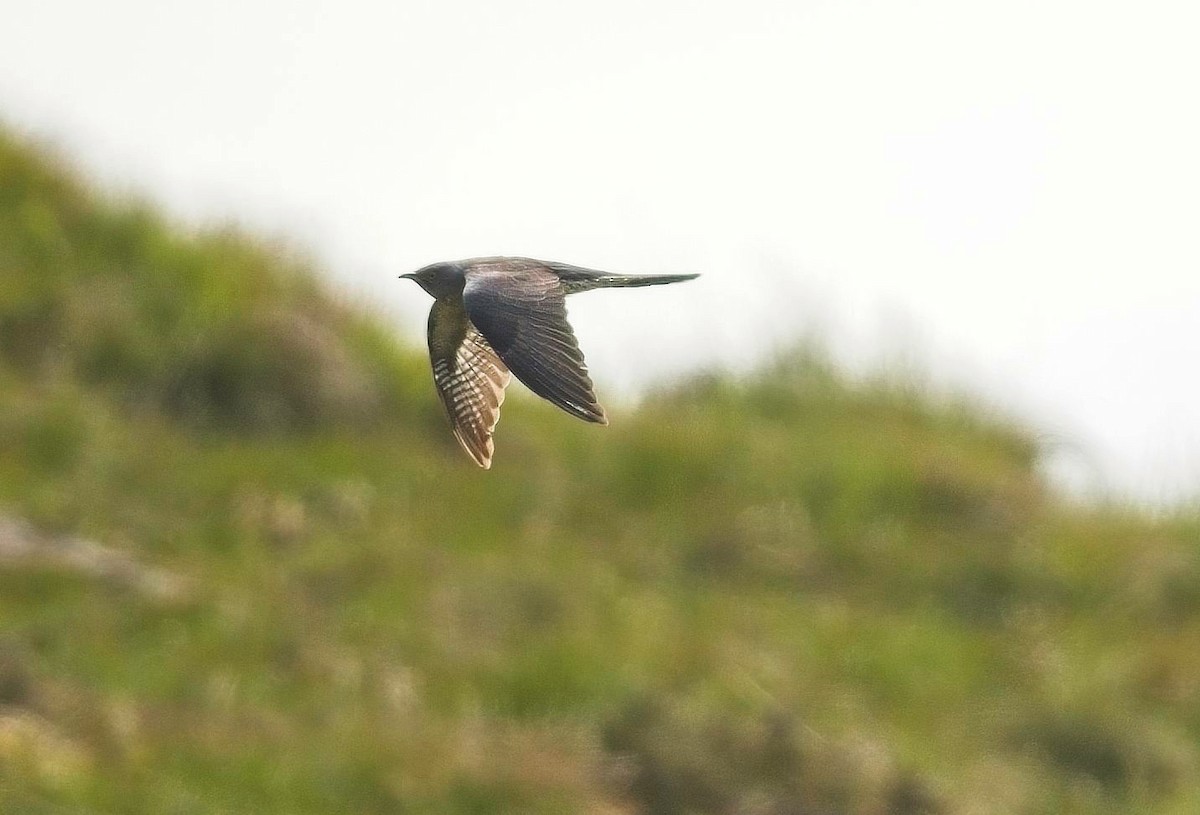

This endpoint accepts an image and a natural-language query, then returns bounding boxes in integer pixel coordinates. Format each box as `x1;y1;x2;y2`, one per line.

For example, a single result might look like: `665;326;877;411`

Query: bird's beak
399;272;417;280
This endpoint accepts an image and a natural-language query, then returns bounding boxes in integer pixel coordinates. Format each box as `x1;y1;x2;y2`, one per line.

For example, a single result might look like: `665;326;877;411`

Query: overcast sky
2;0;1198;503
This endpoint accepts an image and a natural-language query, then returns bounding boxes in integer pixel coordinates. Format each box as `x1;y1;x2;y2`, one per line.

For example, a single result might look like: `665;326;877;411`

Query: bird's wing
462;260;607;424
427;296;513;468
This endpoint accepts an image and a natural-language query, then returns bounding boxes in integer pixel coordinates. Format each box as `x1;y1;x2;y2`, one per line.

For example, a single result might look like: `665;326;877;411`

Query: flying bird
401;257;698;468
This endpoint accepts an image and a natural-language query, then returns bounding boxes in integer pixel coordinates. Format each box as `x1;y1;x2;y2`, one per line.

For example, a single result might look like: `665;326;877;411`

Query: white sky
2;0;1198;503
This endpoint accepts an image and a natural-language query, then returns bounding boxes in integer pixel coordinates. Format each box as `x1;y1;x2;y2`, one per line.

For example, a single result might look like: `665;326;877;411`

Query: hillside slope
2;128;1199;814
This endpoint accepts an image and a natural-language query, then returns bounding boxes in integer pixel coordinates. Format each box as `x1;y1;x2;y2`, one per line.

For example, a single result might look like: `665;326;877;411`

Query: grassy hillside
2;127;1199;814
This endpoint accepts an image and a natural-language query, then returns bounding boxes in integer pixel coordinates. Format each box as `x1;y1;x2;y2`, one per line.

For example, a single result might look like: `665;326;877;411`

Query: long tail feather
592;273;700;288
560;273;700;294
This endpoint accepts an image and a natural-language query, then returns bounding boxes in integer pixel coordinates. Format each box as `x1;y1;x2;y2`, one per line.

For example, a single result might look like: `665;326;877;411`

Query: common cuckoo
401;257;698;468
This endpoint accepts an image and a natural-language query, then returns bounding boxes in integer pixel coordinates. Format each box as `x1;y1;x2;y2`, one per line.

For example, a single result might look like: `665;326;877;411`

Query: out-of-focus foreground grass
2;127;1199;815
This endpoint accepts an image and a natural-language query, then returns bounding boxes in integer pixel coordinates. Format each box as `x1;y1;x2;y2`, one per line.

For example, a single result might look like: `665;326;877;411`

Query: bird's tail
591;273;700;288
556;267;700;293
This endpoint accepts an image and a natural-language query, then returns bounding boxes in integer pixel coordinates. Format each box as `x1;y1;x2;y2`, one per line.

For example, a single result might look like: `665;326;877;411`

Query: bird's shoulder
460;258;567;304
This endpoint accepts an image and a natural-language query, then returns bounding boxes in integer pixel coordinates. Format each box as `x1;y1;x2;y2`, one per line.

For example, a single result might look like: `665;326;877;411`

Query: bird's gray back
460;258;696;295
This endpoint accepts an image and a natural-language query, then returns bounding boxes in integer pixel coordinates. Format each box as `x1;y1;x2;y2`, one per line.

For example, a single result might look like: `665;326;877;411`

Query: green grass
2;126;1199;814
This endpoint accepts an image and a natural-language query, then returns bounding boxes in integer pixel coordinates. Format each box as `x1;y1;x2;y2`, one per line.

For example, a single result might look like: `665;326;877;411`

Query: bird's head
400;262;463;299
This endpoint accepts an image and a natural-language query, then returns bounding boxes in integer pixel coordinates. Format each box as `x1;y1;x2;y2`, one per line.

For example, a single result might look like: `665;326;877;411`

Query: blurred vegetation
2;126;1199;814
